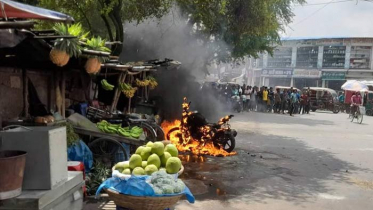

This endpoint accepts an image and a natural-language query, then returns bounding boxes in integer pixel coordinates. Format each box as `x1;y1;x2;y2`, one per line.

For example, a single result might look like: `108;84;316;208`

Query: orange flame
161;98;237;157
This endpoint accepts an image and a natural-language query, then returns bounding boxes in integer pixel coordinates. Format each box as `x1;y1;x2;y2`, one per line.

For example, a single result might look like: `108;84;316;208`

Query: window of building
267;47;292;68
350;46;371;69
296;46;318;68
322;46;346;68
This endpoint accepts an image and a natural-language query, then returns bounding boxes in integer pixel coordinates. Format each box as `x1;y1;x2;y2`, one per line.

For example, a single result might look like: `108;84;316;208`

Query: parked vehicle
231;95;243;113
275;86;300;92
303;87;340;113
364;91;373;116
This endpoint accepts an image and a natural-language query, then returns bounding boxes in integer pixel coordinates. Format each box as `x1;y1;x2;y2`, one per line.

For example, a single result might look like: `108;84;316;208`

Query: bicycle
350;105;364;124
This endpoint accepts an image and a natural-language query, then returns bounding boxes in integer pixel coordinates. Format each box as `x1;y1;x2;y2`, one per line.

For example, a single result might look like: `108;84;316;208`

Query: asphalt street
176;111;373;210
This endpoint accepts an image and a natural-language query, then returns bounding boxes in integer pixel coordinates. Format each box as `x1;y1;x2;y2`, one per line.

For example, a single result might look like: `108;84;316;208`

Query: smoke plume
121;7;228;122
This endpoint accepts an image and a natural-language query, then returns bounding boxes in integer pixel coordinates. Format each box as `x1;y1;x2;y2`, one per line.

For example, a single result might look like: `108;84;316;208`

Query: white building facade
249;37;373;90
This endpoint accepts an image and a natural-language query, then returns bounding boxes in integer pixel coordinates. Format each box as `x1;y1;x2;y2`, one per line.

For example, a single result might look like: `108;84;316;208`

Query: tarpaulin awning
0;0;74;22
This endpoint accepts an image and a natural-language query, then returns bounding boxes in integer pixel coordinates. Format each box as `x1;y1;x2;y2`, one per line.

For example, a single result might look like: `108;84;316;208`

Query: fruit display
50;23;85;67
96;120;143;139
119;82;138;98
113;142;182;176
136;79;150;87
150;171;186;195
147;76;158;90
101;79;114;91
84;37;111;74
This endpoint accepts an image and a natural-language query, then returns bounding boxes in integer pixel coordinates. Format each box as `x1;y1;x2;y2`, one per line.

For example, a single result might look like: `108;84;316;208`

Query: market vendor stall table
0;172;84;210
74;126;146;166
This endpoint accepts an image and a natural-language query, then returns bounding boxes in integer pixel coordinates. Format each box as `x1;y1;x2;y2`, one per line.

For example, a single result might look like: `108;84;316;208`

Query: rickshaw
364;91;373;116
303;87;340;113
275;86;300;92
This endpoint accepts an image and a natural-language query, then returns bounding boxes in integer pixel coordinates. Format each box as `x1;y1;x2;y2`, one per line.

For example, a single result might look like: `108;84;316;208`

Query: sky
282;0;373;38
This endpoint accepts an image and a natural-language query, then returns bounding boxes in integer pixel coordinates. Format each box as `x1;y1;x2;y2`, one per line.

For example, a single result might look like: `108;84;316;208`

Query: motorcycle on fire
166;98;237;153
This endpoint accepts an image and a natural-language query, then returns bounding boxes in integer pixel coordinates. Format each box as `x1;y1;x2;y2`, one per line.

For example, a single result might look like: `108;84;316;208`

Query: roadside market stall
0;1;85;209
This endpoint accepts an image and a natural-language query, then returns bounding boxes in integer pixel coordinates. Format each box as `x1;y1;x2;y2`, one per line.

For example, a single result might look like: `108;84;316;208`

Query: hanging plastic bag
67;140;93;173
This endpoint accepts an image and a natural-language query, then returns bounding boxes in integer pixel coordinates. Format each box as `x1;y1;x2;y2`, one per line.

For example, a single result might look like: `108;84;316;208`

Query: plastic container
0;150;27;200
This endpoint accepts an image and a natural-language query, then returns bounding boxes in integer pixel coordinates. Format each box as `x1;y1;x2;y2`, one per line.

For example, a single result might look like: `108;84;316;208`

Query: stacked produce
150;171;186;195
101;79;114;91
114;142;181;176
119;82;138;98
96;120;143;139
147;76;158;89
136;78;150;87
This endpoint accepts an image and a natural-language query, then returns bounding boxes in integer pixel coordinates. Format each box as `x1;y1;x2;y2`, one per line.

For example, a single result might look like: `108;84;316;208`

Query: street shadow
179;131;370;206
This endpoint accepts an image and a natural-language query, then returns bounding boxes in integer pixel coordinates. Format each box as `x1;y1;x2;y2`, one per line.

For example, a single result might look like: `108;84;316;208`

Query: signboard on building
293;69;321;78
321;71;346;80
261;68;293;78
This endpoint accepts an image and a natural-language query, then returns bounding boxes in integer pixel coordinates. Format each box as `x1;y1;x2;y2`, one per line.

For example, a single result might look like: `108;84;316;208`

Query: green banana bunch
101;79;114;91
118;82;131;91
96;120;143;139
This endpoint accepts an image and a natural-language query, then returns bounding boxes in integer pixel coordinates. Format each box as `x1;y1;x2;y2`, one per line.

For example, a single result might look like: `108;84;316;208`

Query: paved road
176;111;373;210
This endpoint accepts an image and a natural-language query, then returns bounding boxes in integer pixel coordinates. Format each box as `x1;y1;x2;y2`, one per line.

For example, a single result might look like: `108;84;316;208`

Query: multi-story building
249;37;373;90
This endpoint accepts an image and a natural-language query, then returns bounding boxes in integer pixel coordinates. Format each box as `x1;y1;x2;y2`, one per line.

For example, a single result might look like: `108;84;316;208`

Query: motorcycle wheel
222;134;236;153
166;127;181;140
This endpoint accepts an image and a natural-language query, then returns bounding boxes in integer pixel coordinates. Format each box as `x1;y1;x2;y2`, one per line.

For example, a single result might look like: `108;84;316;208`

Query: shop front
261;68;293;87
321;71;346;91
293;69;321;89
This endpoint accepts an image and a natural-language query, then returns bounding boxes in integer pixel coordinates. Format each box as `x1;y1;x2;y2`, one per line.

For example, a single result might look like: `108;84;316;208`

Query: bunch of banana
147;76;158;90
97;120;119;134
96;120;143;139
123;87;138;98
130;126;143;139
136;79;150;87
101;79;114;91
119;82;132;91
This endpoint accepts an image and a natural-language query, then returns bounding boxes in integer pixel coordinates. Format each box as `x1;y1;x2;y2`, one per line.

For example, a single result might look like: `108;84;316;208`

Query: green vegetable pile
96;120;143;139
62;122;80;147
150;171;186;195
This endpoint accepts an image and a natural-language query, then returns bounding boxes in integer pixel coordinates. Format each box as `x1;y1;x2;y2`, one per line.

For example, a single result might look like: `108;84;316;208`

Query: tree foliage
34;0;303;59
176;0;304;61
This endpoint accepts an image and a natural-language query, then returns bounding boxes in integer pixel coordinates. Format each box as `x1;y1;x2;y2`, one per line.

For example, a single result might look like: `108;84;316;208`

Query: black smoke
121;8;227;122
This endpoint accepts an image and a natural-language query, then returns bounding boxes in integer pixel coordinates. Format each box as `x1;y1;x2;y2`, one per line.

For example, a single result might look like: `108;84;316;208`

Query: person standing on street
281;89;289;114
262;86;268;112
289;89;298;116
274;88;281;113
299;93;308;114
257;87;263;112
338;92;345;112
268;87;274;113
252;86;258;111
244;86;251;112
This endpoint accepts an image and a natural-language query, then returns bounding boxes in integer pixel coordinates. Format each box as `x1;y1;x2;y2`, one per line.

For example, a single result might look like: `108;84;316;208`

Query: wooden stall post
110;72;127;113
22;68;29;117
61;71;66;118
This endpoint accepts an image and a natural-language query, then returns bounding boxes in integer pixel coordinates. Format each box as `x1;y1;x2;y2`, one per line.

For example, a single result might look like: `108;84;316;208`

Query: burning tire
166;127;181;142
222;134;236;153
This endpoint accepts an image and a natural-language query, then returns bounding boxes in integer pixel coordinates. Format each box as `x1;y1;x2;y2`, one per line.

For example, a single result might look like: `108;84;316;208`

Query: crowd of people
215;84;312;116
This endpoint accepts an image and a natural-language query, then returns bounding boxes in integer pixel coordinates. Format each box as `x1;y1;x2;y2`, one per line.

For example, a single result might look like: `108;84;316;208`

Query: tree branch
100;14;114;42
72;0;92;31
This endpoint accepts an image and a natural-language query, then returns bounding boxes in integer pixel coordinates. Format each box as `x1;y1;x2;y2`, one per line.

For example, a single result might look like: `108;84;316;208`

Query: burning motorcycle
166;97;237;153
